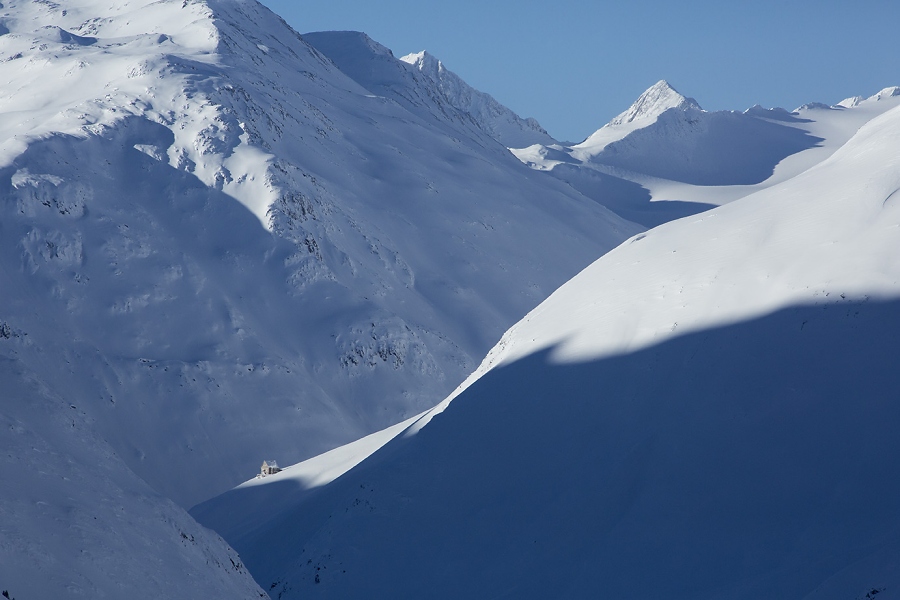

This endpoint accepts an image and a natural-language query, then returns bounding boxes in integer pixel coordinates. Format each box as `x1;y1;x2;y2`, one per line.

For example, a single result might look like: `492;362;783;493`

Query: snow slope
0;0;639;597
196;96;900;598
0;359;266;599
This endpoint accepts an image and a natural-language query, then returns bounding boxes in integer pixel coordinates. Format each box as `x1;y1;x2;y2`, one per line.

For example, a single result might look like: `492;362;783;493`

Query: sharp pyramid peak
610;79;702;126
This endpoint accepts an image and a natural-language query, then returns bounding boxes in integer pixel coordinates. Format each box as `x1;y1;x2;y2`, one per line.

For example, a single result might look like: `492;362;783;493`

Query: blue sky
258;0;899;143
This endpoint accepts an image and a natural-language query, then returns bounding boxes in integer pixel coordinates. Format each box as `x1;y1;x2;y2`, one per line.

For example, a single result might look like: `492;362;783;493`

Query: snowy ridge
871;85;900;101
300;32;553;149
400;50;555;148
197;98;900;600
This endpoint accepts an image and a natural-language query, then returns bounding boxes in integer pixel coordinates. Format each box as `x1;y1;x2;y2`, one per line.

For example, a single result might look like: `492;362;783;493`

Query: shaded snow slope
301;31;501;147
583;106;820;185
0;359;266;599
197;98;900;599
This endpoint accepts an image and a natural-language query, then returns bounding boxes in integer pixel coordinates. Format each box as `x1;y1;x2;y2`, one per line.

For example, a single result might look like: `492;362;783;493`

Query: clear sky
258;0;899;143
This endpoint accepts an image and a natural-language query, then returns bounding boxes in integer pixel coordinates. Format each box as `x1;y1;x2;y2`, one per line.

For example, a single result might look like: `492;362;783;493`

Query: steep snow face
399;50;555;148
0;0;637;511
300;32;490;143
0;0;286;224
198;101;900;600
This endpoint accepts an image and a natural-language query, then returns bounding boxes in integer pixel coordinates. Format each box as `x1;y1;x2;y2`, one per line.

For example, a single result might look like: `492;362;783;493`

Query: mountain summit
609;79;701;126
570;79;703;156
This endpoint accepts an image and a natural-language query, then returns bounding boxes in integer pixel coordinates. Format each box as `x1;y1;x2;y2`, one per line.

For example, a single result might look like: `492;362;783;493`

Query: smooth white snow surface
197;92;900;600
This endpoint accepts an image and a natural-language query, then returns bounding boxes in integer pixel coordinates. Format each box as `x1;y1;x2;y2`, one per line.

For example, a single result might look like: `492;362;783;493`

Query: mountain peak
399;50;444;81
610;80;701;126
398;49;555;147
400;49;437;66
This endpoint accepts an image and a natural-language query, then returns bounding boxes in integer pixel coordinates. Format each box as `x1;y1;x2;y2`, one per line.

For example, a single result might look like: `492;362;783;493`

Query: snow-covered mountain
0;0;640;597
289;31;556;149
195;92;900;599
399;49;555;148
575;79;701;153
6;0;900;598
0;0;635;503
513;80;900;226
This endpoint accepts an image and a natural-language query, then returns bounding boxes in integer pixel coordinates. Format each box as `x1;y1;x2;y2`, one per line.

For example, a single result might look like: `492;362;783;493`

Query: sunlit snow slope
198;95;900;599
